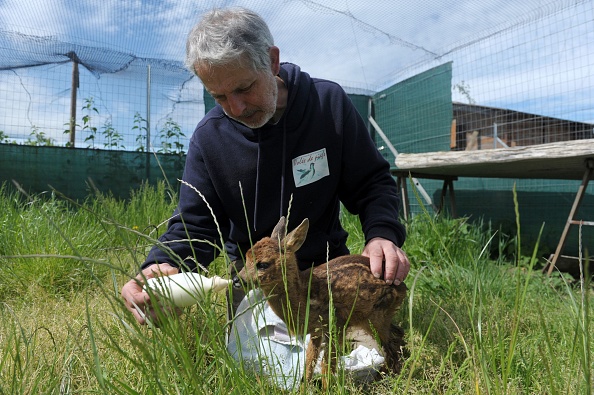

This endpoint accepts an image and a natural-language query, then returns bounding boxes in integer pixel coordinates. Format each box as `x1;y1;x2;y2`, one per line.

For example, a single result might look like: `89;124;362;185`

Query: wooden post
146;64;151;180
546;158;594;275
69;59;79;147
450;118;457;149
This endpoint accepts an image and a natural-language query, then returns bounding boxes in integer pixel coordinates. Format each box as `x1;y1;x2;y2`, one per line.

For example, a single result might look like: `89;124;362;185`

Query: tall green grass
0;181;591;394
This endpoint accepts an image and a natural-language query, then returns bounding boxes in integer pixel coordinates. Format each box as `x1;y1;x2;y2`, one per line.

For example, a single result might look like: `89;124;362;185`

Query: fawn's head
233;216;309;290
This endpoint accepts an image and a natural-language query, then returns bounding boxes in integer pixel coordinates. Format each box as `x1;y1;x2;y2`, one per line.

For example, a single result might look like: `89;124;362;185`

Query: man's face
196;62;278;129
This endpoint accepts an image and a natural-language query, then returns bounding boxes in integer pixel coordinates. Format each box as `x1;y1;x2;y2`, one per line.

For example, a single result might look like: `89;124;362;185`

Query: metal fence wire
0;1;592;255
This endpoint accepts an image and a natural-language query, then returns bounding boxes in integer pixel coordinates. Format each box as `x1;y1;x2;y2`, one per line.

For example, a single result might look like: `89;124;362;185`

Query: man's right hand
121;263;180;325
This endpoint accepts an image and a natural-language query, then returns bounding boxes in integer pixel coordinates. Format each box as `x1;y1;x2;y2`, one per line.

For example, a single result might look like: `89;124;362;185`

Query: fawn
233;216;407;384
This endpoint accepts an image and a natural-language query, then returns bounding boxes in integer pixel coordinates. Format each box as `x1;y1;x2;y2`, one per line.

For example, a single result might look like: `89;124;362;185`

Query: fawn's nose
232;276;243;289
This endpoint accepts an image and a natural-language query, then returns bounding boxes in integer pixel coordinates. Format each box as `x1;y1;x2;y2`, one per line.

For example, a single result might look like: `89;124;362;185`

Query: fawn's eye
256;262;270;270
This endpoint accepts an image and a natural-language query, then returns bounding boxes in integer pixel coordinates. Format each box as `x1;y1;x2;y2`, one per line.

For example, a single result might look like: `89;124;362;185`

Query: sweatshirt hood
251;63;310;231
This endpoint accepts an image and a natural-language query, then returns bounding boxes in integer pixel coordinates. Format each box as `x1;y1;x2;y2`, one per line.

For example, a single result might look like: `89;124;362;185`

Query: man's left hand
362;237;410;285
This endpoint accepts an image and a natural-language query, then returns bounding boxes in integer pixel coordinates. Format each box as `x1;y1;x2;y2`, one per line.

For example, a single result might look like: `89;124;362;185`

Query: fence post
69;58;79;148
146;64;151;180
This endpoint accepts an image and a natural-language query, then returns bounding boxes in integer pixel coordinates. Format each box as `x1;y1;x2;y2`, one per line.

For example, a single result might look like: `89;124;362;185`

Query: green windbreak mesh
0;144;185;200
203;88;216;115
372;62;453;166
348;94;371;121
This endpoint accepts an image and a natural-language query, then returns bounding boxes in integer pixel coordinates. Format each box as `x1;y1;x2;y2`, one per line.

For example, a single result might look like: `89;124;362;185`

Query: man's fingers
368;252;384;279
122;277;151;325
383;260;397;285
396;250;410;285
121;263;181;326
129;299;148;325
363;238;410;285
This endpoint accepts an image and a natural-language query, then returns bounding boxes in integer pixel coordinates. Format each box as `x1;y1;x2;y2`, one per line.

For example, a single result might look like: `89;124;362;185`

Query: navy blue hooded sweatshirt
143;63;406;272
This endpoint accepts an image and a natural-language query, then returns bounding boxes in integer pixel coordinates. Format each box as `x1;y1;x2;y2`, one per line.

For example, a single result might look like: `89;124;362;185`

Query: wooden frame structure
394;139;594;273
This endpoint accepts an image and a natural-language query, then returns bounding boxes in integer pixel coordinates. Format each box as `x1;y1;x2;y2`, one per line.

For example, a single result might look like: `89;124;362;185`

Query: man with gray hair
122;6;409;387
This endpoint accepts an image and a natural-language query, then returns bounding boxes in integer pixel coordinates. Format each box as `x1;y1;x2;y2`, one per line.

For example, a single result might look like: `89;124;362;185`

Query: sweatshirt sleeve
337;93;407;247
141;136;228;271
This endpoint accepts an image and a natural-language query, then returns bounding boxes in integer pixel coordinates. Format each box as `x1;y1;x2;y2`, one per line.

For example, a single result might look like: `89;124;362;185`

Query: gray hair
185;7;274;73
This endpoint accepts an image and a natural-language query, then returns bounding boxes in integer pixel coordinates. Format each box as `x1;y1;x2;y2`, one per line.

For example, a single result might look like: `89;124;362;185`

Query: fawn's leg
319;330;345;390
378;322;405;373
305;336;322;382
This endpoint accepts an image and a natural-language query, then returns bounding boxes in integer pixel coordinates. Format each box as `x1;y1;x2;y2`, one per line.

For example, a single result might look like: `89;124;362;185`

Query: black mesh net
0;0;592;255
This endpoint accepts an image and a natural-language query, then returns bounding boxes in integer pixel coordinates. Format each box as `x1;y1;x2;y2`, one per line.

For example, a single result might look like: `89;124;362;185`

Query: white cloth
227;289;308;390
226;289;384;390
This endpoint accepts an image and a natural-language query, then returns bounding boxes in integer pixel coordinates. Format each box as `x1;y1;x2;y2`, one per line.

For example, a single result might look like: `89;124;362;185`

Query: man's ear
269;46;280;75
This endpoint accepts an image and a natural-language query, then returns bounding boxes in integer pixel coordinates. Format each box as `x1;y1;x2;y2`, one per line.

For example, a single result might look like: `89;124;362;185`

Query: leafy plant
25;125;55;146
102;118;125;150
81;97;99;148
158;117;185;155
453;80;475;104
132;111;148;152
0;130;17;144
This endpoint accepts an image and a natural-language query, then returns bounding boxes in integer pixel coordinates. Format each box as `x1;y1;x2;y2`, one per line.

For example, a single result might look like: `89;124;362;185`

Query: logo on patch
292;148;330;187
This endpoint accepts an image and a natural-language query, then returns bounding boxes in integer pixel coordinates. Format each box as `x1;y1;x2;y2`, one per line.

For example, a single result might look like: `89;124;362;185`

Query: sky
0;0;592;146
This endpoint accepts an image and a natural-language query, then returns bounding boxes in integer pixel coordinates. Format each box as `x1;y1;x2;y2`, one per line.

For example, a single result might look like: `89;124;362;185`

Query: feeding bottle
144;272;230;308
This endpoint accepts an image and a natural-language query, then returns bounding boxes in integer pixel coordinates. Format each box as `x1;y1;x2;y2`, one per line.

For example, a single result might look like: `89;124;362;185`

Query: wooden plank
395;139;594;180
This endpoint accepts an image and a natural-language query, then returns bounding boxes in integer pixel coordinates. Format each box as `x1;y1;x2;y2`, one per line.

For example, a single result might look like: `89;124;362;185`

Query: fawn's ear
284;218;309;252
271;216;287;241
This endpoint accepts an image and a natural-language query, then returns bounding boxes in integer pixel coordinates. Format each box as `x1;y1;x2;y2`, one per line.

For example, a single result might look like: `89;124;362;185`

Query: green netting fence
0;144;185;200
